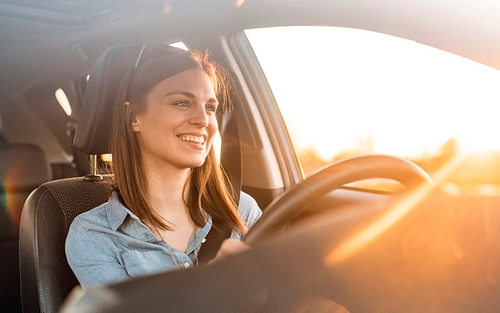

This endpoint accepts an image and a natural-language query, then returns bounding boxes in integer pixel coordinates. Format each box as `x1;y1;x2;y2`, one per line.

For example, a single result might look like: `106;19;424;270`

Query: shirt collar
106;190;212;232
107;191;140;230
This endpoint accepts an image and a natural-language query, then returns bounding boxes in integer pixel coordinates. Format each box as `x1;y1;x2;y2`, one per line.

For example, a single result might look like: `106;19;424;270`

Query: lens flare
326;152;466;265
1;168;23;225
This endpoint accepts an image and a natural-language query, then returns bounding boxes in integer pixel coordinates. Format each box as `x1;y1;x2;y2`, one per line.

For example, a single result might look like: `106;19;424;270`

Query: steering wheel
244;155;432;245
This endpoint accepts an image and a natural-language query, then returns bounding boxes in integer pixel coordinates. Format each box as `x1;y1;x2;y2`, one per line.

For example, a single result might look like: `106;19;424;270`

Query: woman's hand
210;239;250;263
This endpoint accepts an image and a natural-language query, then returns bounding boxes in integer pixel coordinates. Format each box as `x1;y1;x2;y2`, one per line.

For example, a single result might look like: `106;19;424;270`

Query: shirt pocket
122;249;170;278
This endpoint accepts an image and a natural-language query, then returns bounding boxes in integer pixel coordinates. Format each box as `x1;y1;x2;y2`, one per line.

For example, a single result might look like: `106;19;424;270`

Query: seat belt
197;108;241;265
197;217;232;265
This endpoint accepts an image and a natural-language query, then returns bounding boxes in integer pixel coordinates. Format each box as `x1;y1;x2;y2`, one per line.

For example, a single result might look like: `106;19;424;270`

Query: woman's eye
174;101;189;107
205;104;217;112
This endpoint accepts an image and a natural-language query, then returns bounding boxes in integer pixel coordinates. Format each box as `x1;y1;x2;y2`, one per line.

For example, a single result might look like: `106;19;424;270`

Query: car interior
1;0;500;312
0;142;52;311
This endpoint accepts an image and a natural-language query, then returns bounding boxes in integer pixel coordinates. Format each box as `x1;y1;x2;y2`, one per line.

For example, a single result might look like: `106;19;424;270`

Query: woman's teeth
179;135;204;144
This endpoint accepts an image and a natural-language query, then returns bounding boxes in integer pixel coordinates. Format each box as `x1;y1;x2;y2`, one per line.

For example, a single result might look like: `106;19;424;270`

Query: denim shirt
65;191;262;289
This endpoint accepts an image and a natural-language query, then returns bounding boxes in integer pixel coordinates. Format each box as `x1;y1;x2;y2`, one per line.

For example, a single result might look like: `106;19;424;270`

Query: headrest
0;144;52;190
74;45;142;155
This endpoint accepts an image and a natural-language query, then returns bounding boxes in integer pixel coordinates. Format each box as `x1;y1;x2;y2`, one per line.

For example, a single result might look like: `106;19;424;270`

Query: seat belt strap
197;217;232;265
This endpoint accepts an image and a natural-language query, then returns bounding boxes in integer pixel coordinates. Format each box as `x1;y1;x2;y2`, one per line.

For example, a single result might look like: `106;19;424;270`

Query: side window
245;26;500;192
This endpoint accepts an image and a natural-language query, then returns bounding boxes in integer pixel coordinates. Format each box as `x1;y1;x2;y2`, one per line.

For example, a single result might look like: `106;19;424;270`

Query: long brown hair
110;44;246;233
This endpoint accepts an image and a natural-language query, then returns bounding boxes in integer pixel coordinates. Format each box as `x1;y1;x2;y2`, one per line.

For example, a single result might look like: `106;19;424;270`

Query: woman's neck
144;166;197;252
144;163;191;218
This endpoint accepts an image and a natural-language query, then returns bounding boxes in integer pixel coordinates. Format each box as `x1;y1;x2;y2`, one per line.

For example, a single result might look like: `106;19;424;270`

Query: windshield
246;26;500;193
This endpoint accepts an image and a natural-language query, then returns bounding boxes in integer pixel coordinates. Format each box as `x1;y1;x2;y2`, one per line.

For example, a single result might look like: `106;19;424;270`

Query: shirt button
184;263;190;268
202;238;206;243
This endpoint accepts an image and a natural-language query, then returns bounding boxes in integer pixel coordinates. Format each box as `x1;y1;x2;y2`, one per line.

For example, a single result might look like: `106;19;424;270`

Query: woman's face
131;68;219;171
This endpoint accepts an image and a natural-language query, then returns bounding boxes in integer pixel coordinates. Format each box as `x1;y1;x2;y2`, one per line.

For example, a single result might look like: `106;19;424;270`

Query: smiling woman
65;44;262;289
246;26;500;179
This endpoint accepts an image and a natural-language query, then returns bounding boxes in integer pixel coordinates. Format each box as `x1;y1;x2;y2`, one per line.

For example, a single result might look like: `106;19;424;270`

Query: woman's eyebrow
166;90;196;98
166;90;218;103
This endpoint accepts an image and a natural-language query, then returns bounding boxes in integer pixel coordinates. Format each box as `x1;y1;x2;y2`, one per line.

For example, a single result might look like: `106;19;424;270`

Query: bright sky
246;27;500;161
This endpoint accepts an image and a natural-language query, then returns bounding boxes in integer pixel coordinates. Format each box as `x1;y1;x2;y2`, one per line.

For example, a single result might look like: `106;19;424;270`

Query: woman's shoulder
238;191;262;227
69;200;112;231
70;191;130;231
238;191;259;209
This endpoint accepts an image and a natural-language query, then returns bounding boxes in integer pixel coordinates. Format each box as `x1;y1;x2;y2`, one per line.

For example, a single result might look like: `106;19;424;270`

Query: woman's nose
189;106;209;127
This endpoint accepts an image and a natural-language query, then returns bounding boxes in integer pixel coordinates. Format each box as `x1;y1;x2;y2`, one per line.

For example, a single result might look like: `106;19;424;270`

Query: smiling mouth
179;135;205;145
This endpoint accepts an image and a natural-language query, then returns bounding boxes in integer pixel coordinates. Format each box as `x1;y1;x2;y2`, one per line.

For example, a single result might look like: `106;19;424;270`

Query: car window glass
245;26;500;191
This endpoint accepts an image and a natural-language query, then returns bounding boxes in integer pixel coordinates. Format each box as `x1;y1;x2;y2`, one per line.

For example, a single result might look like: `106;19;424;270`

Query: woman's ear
131;116;141;133
125;102;141;133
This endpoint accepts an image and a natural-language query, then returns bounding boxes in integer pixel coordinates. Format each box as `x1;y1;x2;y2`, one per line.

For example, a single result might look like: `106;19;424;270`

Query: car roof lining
0;0;155;25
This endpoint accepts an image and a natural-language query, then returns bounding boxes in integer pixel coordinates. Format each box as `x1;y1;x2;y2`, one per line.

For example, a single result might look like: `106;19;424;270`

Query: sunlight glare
246;27;500;163
326;151;466;264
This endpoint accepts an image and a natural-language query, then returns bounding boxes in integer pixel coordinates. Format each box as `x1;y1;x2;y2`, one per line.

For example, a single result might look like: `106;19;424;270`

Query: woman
65;44;262;289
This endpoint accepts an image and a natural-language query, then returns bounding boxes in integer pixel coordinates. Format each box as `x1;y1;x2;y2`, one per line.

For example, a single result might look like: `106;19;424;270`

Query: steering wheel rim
244;154;432;245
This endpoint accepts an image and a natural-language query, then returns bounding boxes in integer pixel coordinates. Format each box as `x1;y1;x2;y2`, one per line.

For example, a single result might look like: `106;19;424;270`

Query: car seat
17;44;140;313
19;44;242;313
0;143;52;312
